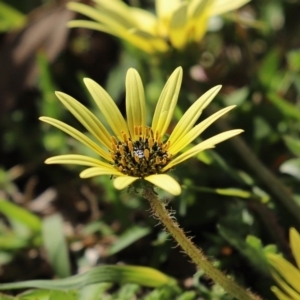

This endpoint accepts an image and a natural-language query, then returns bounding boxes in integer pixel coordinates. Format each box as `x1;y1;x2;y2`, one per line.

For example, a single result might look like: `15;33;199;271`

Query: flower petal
55;92;111;149
126;68;146;139
45;154;113;169
39;117;112;162
271;273;300;300
290;228;300;270
145;174;181;195
268;253;300;294
156;0;181;22
67;2;156;54
113;176;139;190
84;78;129;140
168;85;221;149
271;286;298;300
169;105;236;155
163;129;243;171
209;0;250;16
80;167;124;178
151;67;182;137
169;3;188;49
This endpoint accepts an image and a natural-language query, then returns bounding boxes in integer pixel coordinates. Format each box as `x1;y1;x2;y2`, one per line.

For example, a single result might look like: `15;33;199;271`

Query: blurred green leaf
0;199;41;233
42;214;71;278
223;86;249;106
279;158;300;180
283;136;300;157
267;93;300;121
0;265;175;291
215;188;252;199
0;2;25;32
287;50;300;72
107;226;151;256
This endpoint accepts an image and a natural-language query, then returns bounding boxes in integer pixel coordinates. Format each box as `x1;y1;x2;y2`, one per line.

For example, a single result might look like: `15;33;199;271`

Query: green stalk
142;187;262;300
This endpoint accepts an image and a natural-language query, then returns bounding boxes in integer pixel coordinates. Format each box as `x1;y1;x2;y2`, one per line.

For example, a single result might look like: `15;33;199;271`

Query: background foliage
0;0;300;299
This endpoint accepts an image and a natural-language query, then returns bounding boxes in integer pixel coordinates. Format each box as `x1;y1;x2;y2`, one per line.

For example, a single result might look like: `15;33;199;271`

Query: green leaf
0;265;175;291
215;188;252;199
267;93;300;121
283;136;300;157
107;226;151;256
279;158;300;180
0;2;25;32
42;214;71;278
0;199;41;233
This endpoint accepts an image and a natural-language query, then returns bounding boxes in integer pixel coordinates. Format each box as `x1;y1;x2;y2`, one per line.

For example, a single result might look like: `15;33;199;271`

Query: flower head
267;228;300;300
40;67;242;195
67;0;250;54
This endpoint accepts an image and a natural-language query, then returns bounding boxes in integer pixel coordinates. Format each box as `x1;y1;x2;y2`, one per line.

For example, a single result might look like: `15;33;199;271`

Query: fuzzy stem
142;187;261;300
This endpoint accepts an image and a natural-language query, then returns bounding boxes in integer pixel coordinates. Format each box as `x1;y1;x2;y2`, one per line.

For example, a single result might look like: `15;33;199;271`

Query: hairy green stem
142;187;261;300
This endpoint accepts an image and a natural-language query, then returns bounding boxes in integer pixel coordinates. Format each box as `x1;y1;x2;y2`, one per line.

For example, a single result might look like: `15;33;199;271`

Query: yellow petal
155;0;181;22
271;272;300;300
271;286;296;300
67;2;156;54
113;176;139;190
268;253;300;294
55;92;111;149
188;0;210;42
290;228;300;270
145;174;181;195
130;7;157;34
163;129;243;171
169;3;188;49
126;68;146;139
45;154;112;169
151;67;182;137
168;85;222;150
80;167;124;178
84;78;129;140
169;105;236;155
39;117;112;162
209;0;250;16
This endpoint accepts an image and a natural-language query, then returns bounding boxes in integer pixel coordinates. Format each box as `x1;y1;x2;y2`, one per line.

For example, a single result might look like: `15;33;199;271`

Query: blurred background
1;0;300;299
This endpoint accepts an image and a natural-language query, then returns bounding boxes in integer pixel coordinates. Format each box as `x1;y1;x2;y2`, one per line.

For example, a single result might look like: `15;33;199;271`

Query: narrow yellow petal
145;174;181;195
80;167;124;178
169;105;236;155
209;0;250;16
113;176;139;190
130;7;157;34
67;2;156;54
84;78;129;140
163;129;243;171
290;228;300;270
272;272;300;300
168;85;222;149
126;69;146;139
188;0;210;42
151;67;182;137
55;92;111;149
39;117;112;162
155;0;181;21
271;286;296;300
268;253;300;294
45;155;113;169
169;3;188;50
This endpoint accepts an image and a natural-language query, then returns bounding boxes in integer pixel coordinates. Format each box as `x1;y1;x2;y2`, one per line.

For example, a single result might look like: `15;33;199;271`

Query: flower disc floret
111;127;171;178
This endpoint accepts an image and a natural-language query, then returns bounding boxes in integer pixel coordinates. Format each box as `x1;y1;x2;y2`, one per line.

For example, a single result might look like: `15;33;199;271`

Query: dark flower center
110;126;172;177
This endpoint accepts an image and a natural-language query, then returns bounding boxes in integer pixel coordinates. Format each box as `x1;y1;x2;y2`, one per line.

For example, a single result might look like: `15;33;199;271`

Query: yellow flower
67;0;250;54
40;67;242;195
267;228;300;300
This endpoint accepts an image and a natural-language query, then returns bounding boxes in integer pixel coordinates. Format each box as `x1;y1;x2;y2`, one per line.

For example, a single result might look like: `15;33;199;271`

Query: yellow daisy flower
40;67;242;195
267;228;300;300
67;0;250;54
